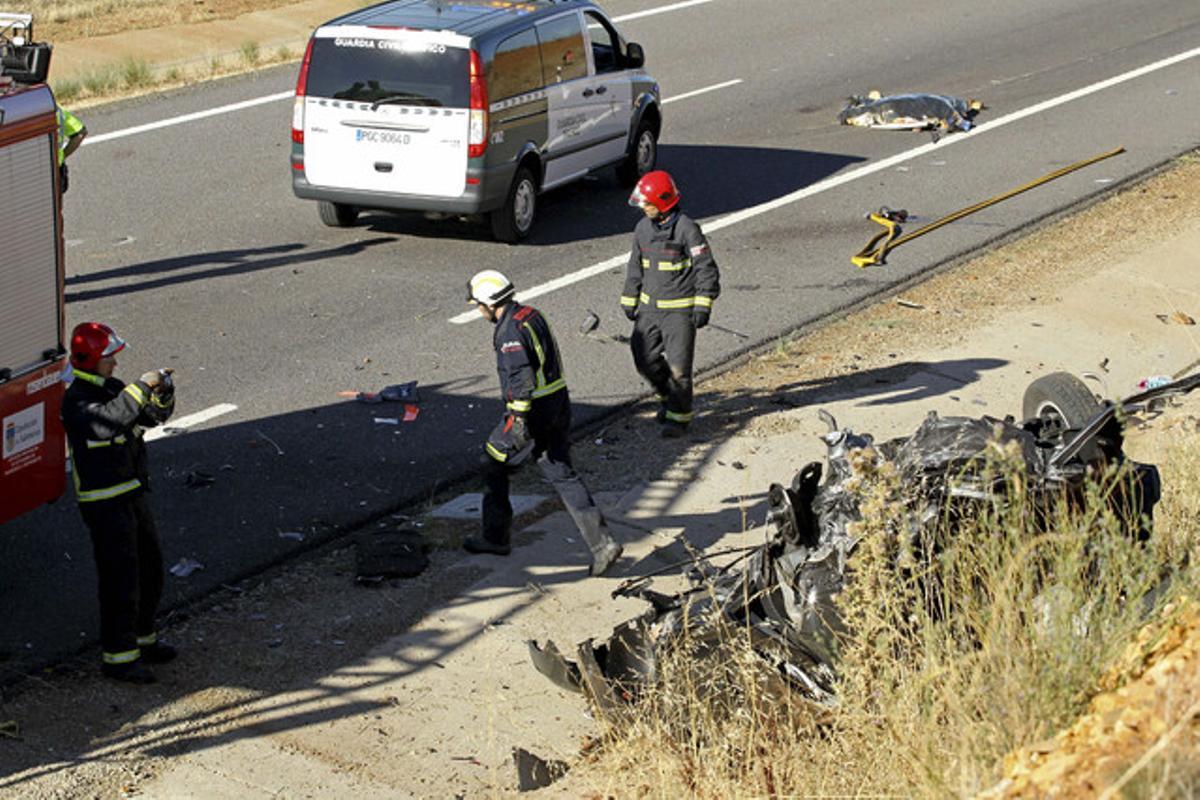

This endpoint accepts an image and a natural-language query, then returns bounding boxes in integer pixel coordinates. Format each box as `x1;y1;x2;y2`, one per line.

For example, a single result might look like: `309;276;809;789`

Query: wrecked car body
530;373;1196;717
838;91;983;135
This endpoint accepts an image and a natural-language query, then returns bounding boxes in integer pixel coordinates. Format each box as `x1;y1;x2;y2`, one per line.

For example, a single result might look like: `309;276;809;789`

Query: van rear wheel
318;200;359;228
490;166;537;243
616;120;657;186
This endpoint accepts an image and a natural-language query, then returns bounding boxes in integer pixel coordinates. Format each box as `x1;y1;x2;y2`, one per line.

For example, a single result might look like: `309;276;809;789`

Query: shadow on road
64;238;395;303
354;143;867;245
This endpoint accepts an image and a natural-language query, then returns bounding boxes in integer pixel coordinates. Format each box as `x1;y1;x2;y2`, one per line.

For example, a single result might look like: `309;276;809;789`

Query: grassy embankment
575;433;1200;797
21;0;307;104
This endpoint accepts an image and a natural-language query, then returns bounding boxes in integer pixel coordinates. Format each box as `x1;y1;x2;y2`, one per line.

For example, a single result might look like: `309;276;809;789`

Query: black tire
1022;372;1100;429
490;165;537;242
615;119;657;187
318;200;359;228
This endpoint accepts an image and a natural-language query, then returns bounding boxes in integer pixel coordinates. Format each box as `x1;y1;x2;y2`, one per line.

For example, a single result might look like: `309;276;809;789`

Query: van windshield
307;38;470;107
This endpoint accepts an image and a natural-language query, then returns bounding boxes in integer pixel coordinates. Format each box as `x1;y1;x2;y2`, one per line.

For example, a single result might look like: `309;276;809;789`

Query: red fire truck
0;12;66;524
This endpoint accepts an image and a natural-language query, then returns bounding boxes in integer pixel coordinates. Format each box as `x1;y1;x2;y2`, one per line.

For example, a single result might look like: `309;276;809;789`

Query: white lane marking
613;0;716;23
144;403;238;442
450;43;1200;324
82;91;294;146
78;0;717;147
662;78;743;105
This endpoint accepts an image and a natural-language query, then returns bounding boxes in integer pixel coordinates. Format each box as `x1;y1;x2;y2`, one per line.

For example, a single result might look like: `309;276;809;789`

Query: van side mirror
625;42;645;69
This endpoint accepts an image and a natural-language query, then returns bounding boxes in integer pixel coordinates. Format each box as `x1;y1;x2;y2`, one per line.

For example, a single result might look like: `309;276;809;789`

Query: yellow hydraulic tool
851;146;1126;268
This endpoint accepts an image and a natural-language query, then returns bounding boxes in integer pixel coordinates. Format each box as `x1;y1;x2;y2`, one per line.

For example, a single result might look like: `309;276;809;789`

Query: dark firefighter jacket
492;301;567;418
621;210;720;314
61;370;175;503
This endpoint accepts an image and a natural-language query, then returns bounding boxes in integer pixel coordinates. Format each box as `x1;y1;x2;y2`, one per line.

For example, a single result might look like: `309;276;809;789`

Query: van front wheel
318;201;359;228
491;166;537;243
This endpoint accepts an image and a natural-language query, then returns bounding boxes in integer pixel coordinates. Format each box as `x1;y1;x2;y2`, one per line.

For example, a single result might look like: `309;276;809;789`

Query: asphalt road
3;0;1198;675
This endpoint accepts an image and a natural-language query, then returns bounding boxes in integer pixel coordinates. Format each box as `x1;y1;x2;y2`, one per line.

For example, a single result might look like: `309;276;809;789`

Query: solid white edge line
662;79;743;105
144;402;238;442
613;0;716;23
450;43;1200;325
80;0;721;147
83;92;295;146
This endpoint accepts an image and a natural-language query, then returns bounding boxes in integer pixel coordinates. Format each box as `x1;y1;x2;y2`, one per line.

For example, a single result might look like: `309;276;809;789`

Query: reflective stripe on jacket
622;210;720;313
493;302;567;416
61;370;174;503
56;106;84;166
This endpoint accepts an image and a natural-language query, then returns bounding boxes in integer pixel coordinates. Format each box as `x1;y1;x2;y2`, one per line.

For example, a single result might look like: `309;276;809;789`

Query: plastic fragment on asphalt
0;720;19;739
374;417;400;425
1172;311;1196;326
403;404;420;422
278;531;305;541
169;557;204;577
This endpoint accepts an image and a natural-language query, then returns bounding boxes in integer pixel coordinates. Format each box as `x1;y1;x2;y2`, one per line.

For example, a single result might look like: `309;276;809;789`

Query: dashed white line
449;42;1200;324
613;0;717;23
143;403;238;442
662;78;743;105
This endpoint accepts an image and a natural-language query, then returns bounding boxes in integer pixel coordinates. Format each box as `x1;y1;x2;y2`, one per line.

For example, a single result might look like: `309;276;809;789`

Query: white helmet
466;269;515;307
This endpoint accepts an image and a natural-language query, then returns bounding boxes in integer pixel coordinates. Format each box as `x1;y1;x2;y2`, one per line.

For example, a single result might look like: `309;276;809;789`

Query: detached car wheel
318;200;359;228
616;121;657;187
490;166;537;243
1022;372;1101;430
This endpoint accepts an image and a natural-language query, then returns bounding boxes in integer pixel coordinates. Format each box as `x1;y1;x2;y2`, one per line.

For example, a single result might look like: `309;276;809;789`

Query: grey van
290;0;662;241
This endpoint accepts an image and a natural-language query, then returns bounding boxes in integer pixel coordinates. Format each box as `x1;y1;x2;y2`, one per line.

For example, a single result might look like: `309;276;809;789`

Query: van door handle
595;85;607;95
582;88;595;97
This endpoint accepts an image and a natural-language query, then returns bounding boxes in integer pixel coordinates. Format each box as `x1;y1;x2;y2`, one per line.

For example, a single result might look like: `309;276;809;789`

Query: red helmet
70;322;126;372
629;170;680;214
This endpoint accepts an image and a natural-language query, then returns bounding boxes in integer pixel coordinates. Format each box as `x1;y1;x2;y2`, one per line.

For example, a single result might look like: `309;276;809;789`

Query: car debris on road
838;91;983;139
529;373;1197;719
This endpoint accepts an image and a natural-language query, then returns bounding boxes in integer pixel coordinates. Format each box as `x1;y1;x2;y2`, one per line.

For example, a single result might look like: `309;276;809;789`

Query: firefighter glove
139;371;162;389
692;308;710;329
623;305;638;322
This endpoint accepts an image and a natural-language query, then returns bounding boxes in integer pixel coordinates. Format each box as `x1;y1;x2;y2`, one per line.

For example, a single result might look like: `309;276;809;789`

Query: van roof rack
0;12;34;44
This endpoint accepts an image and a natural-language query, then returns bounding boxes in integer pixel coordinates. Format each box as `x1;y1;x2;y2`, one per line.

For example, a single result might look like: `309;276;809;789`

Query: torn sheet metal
838;91;983;135
531;374;1199;720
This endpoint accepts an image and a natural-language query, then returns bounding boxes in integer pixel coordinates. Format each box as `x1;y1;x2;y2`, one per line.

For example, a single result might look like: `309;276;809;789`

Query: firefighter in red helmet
621;171;720;436
60;322;177;683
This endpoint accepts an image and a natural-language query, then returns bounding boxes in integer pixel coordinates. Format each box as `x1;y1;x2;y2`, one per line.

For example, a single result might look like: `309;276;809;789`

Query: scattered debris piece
340;381;421;405
255;429;285;456
403;404;420;422
183;470;215;489
278;531;306;542
838;91;983;138
513;747;569;791
531;373;1198;717
895;297;925;309
731;461;746;470
1172;311;1196;326
355;528;429;584
169;558;205;578
0;720;18;739
1099;357;1110;373
580;310;601;334
1138;375;1172;391
374;417;400;426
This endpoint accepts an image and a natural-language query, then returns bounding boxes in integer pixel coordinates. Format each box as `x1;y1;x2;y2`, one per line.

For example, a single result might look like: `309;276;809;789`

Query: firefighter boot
102;659;157;685
463;535;512;556
140;640;178;664
575;511;622;576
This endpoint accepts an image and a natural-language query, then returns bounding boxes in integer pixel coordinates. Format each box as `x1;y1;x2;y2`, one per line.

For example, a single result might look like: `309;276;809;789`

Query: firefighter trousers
79;492;164;663
481;412;614;558
631;310;696;424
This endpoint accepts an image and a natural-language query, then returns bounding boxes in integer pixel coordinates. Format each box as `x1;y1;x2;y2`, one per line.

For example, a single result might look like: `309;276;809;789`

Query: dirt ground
25;0;301;42
1;145;1198;797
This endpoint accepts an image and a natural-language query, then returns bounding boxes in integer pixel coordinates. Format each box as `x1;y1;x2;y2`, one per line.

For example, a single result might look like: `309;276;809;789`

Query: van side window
584;11;622;74
536;13;588;84
490;28;544;102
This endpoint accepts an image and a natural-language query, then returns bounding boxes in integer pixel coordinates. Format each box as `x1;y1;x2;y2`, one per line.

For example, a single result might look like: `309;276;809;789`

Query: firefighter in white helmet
464;270;623;576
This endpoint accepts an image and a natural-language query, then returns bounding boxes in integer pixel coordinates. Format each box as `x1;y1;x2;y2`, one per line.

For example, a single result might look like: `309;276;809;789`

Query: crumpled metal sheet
838;92;982;134
531;375;1199;721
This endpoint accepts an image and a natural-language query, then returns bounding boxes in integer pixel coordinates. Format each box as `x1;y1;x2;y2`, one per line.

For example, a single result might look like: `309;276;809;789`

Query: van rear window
307;38;469;107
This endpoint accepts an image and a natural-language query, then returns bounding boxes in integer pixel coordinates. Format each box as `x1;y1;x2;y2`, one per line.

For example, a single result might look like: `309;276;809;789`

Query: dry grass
23;0;300;42
573;434;1200;797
